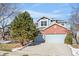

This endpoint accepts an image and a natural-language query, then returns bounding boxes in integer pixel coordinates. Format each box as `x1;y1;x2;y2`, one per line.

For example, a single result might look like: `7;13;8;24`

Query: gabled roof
42;23;70;31
40;23;70;34
37;16;50;22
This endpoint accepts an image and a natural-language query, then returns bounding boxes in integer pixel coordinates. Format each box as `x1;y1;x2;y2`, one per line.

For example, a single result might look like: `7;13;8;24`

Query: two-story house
35;16;71;44
36;16;70;30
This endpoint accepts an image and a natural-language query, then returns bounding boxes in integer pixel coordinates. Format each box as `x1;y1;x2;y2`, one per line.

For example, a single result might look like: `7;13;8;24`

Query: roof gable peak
37;16;50;22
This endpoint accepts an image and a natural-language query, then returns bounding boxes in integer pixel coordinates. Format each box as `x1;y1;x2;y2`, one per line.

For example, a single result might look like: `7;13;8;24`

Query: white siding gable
37;19;49;28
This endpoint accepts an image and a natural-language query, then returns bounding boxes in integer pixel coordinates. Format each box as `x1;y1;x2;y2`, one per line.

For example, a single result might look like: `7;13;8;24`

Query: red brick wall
40;24;70;35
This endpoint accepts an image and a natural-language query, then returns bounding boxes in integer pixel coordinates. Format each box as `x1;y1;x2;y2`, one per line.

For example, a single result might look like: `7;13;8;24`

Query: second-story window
51;20;53;22
41;21;47;26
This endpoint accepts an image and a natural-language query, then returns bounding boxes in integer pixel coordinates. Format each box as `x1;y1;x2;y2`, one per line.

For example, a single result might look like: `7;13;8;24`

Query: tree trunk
20;40;27;46
74;33;79;44
2;27;5;40
20;41;24;46
75;38;79;44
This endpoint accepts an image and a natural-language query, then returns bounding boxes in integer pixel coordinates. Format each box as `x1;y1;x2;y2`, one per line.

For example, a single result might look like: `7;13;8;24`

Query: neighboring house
74;24;79;44
0;25;10;40
0;28;2;39
35;16;71;44
70;24;79;44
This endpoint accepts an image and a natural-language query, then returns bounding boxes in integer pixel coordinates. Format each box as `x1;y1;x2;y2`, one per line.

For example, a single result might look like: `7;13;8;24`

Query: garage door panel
45;34;66;43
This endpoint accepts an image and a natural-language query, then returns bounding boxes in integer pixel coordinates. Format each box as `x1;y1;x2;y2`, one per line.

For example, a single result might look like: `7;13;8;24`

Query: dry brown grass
0;43;22;51
71;45;79;48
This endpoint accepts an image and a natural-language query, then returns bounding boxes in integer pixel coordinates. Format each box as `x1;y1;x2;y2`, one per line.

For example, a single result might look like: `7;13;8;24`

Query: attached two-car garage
35;23;70;44
44;34;66;43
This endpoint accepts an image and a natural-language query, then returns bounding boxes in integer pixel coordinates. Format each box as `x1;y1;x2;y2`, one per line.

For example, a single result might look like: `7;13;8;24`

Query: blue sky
18;3;74;22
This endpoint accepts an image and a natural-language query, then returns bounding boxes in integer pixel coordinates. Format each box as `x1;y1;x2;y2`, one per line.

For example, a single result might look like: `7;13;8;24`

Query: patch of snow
68;45;79;56
0;40;12;44
12;47;23;52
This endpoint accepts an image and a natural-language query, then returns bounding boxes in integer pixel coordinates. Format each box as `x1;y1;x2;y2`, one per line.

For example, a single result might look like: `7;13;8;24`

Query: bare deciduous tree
69;3;79;44
0;3;18;40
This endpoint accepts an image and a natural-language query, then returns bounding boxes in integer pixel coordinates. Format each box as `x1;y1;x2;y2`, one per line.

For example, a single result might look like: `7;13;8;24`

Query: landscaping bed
71;45;79;48
0;43;22;52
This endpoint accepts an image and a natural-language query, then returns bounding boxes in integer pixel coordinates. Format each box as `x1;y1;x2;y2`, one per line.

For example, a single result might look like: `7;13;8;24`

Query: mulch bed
71;45;79;48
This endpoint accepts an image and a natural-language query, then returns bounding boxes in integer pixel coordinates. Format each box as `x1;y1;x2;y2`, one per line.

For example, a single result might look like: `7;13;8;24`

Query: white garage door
44;34;66;43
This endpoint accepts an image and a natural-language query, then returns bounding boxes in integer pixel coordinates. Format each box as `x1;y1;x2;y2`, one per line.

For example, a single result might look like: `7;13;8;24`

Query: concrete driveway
7;43;73;56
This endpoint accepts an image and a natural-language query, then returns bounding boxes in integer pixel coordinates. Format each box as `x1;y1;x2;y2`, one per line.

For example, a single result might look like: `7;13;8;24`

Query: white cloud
26;9;62;18
22;9;70;22
52;10;62;14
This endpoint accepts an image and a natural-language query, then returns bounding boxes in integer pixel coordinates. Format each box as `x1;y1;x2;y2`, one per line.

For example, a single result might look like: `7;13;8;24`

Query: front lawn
0;43;22;52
